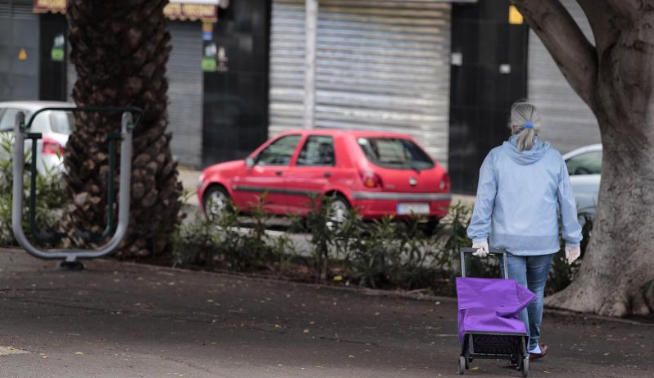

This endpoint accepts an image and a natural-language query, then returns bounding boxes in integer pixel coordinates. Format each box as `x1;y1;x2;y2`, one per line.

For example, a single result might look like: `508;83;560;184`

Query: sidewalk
179;167;201;207
0;247;652;377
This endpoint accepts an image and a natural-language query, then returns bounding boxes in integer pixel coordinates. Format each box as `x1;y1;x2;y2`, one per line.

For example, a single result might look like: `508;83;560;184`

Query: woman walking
467;100;582;360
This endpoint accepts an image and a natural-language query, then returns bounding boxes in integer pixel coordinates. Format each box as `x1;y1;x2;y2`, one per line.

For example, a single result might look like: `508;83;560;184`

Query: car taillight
42;137;64;156
439;173;451;192
360;171;383;189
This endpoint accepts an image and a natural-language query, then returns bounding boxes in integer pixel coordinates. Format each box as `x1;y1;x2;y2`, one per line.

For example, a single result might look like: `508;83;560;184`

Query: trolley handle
459;247;509;279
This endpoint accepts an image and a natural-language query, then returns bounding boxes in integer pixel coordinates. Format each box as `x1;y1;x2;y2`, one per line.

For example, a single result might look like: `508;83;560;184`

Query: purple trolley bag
456;248;535;377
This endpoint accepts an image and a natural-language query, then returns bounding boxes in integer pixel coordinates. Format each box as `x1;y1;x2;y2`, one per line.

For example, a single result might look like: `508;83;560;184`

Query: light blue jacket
467;136;582;256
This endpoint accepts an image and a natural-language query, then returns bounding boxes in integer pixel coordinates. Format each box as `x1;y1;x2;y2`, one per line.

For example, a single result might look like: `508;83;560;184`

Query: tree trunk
510;0;654;317
64;0;183;258
546;122;654;316
546;24;654;315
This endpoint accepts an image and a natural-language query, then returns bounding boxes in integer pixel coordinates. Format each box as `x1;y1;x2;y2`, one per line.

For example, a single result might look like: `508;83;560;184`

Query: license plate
397;203;430;215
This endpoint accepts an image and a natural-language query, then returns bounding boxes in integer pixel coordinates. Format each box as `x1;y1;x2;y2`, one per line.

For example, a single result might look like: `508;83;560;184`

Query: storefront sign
51;34;65;62
508;5;524;25
33;0;219;22
18;48;28;62
33;0;66;14
164;3;217;22
202;20;214;41
217;46;228;72
202;42;217;72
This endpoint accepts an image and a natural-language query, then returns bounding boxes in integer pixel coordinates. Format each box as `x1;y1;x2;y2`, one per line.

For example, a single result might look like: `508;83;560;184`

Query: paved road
0;248;652;378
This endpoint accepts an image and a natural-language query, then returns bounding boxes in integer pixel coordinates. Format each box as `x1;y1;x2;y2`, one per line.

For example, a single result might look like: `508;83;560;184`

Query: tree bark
547;121;654;316
64;0;183;258
512;0;597;105
513;0;654;316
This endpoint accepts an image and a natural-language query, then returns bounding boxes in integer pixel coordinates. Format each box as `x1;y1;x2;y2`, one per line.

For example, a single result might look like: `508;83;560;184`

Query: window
49;111;74;134
566;150;602;175
297;136;335;166
255;135;301;166
357;137;434;170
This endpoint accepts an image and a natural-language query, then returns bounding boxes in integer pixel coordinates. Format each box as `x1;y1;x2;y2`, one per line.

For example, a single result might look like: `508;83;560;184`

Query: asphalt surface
0;248;652;378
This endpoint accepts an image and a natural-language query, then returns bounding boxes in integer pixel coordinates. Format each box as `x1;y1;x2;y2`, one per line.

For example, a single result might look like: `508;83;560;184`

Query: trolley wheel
520;357;529;378
458;356;466;375
515;355;523;370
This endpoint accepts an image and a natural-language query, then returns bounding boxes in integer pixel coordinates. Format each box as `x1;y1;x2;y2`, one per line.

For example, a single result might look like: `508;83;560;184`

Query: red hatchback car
198;129;451;225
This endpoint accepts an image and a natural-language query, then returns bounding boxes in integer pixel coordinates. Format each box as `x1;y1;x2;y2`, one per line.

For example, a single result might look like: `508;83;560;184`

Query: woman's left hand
565;244;581;264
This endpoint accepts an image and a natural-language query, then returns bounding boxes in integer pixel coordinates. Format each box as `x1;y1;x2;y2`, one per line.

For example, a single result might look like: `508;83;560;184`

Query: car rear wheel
326;194;350;230
203;186;231;221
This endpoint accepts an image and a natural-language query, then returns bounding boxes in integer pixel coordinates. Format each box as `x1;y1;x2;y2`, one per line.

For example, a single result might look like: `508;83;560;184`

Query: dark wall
0;0;40;101
202;0;271;167
39;13;68;101
448;1;529;194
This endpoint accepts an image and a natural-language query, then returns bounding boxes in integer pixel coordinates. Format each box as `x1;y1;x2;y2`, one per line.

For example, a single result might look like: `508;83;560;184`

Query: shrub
171;216;220;266
0;139;67;246
172;196;295;273
169;194;592;297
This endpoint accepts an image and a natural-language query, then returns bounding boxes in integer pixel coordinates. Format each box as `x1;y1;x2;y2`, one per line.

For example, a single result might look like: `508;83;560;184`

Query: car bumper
37;155;65;176
350;192;451;219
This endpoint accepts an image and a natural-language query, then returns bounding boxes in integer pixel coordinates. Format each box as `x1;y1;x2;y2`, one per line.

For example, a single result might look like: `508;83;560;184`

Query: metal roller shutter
0;0;40;101
270;0;452;164
168;22;203;167
528;0;600;153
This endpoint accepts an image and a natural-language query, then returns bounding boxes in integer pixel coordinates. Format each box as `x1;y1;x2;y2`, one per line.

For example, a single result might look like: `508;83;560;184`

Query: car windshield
357;137;434;170
49;111;74;134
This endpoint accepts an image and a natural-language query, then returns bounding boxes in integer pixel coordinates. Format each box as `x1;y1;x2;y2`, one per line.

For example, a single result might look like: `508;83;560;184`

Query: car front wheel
203;186;231;221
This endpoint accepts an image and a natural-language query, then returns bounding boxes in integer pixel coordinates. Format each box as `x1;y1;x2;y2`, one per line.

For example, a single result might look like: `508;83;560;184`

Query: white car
563;144;602;220
0;101;74;175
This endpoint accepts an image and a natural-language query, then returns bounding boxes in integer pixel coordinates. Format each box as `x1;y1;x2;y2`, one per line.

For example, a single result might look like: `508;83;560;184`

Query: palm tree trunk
64;0;182;258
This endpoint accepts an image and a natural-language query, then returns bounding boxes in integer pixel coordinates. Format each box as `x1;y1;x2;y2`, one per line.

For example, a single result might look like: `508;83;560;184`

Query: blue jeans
501;253;554;351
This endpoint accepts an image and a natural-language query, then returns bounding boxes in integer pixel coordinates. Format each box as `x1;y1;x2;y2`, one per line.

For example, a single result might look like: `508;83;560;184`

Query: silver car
563;144;602;220
0;101;74;175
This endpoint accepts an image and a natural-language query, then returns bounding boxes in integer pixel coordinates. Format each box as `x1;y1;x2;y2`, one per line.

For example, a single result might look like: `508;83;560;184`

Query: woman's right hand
472;240;489;257
565;244;581;264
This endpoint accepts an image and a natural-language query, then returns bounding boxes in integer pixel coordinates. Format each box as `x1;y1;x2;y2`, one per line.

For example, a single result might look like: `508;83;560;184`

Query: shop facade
3;0;600;193
269;0;476;165
9;0;271;169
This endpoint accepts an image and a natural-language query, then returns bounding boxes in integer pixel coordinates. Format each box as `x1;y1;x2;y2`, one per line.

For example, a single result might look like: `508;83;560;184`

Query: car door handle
275;171;283;176
323;172;332;178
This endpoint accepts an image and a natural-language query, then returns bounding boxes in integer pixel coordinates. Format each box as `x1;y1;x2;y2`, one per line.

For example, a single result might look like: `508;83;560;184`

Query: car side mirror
245;157;255;168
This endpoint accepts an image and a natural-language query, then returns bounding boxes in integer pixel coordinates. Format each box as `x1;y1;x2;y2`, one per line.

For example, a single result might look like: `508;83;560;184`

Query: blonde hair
509;101;542;151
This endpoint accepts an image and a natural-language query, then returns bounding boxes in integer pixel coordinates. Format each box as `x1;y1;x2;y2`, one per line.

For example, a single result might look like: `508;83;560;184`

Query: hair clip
523;121;534;129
